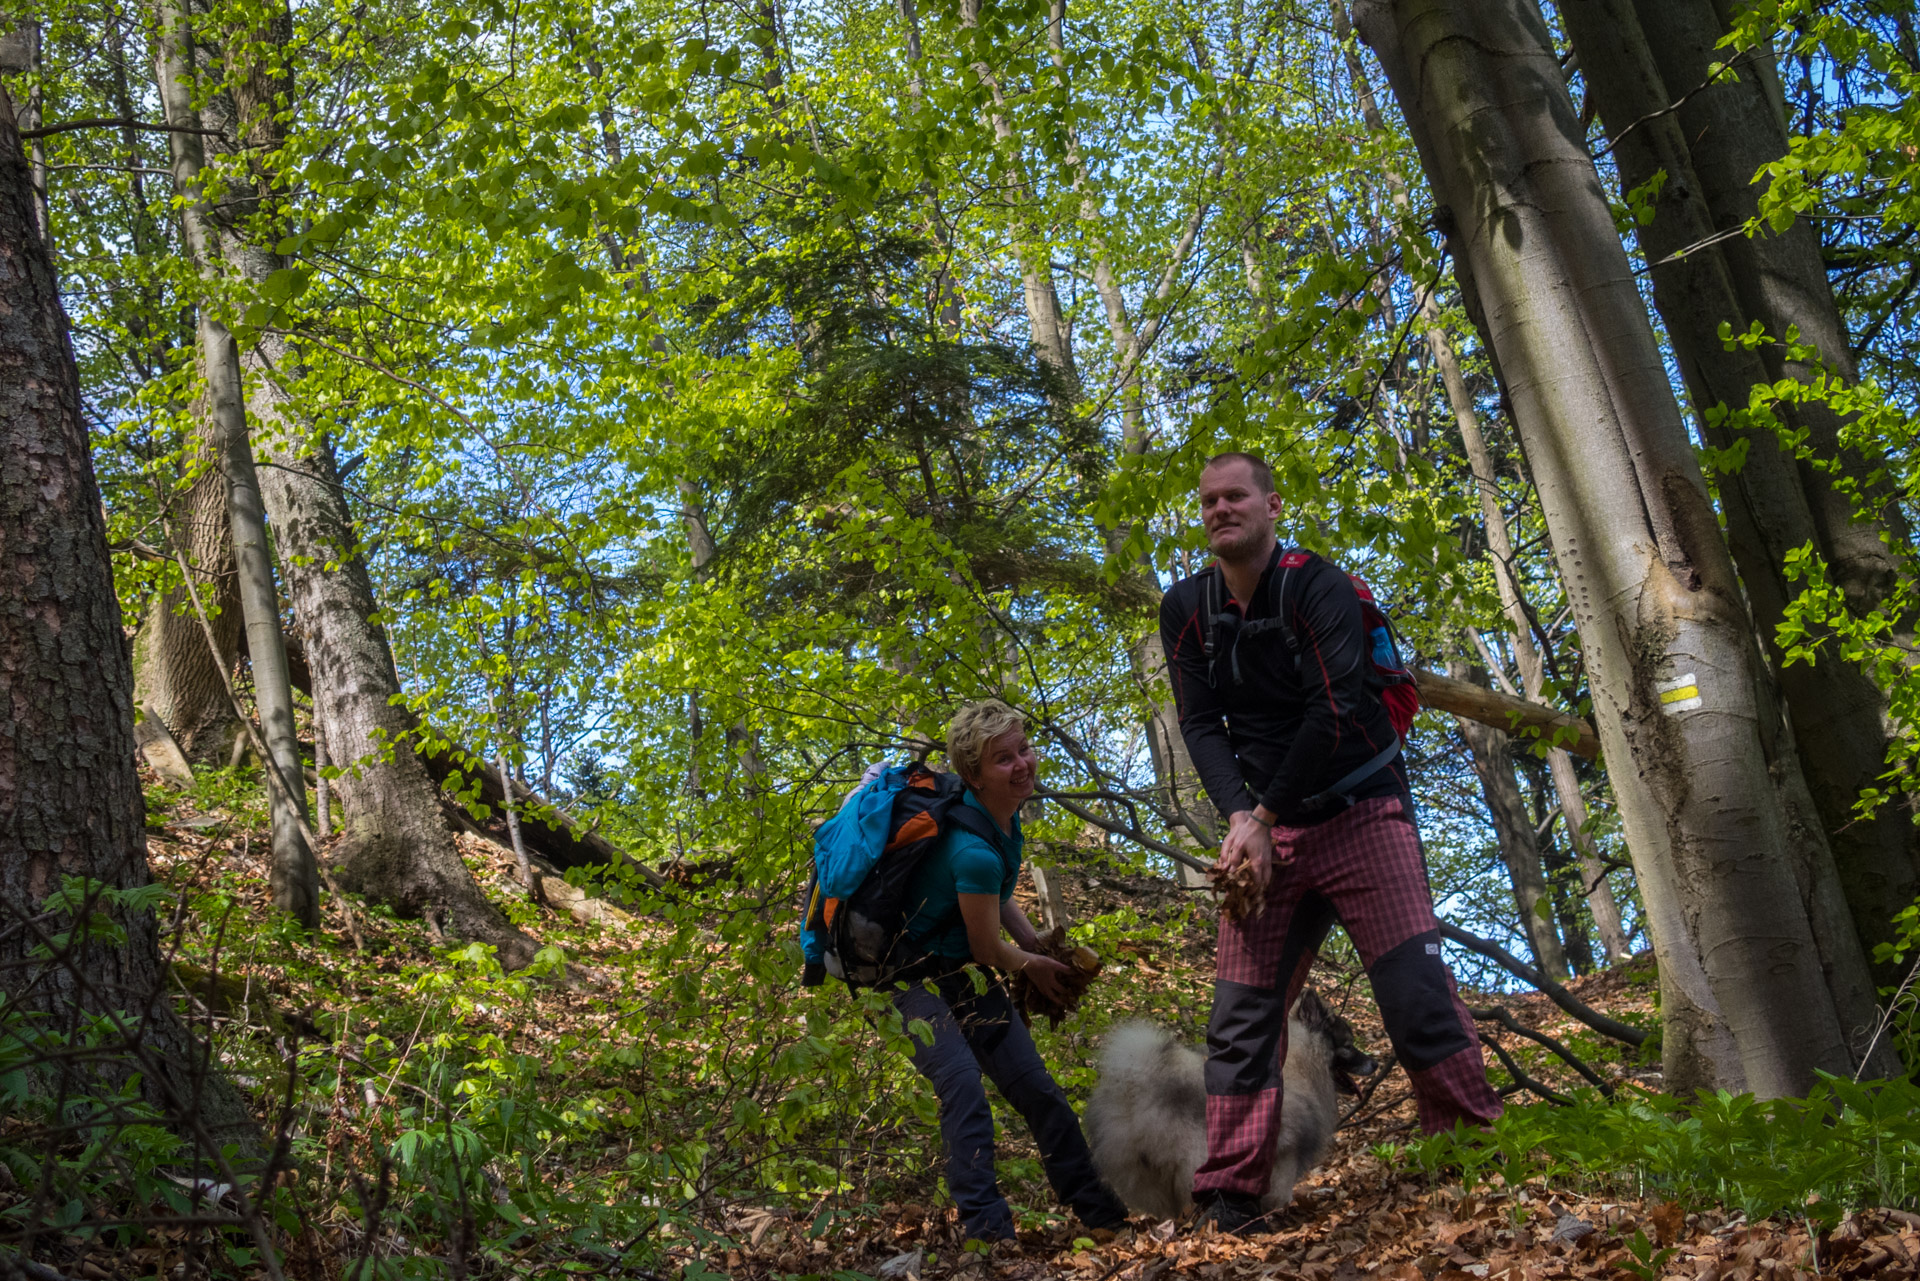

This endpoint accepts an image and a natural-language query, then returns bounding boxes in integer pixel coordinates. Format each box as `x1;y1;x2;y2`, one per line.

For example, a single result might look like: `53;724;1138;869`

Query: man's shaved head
1202;452;1275;495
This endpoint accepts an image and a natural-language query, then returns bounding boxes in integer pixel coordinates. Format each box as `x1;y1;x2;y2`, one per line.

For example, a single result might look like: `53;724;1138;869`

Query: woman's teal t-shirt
902;790;1023;959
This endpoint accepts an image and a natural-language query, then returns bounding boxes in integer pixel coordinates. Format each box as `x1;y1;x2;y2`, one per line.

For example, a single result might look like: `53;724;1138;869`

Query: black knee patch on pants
1204;979;1286;1095
1369;930;1472;1072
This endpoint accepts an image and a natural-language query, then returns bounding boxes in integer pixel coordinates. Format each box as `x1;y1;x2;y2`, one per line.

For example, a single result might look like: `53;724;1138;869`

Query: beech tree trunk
1633;0;1910;612
1332;5;1635;963
1355;0;1890;1094
956;0;1077;406
248;403;538;966
0;89;256;1153
1449;663;1570;980
1565;0;1918;975
943;5;1217;881
153;0;316;927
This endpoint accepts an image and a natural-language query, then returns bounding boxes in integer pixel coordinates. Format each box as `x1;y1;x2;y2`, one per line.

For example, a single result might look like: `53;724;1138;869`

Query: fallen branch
421;741;666;889
1439;923;1646;1046
1481;1034;1574;1105
1470;1004;1615;1096
1413;667;1599;760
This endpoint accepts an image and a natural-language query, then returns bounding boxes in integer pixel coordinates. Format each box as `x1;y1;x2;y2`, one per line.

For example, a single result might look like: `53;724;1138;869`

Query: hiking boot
1193;1192;1270;1236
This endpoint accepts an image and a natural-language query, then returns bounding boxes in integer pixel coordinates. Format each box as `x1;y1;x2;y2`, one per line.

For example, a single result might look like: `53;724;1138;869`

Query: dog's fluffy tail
1084;1023;1209;1222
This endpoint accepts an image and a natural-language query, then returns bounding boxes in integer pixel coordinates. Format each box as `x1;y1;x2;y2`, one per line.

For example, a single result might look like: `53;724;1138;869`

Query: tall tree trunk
1537;816;1596;975
0;88;257;1154
956;0;1077;403
1634;0;1910;614
1334;2;1636;963
248;404;538;965
945;0;1217;880
184;0;539;963
1449;662;1571;980
1565;0;1918;976
153;0;315;927
1355;0;1889;1094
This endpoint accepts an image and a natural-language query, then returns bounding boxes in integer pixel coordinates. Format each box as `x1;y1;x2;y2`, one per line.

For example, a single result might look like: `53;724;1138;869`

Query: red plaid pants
1193;794;1502;1199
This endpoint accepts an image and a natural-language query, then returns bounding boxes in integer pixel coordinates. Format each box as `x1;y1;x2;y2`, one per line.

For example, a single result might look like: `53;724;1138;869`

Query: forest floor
29;768;1914;1280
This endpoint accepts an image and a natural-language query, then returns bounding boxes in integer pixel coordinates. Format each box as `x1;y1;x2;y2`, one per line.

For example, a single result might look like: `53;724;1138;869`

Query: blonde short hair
946;699;1026;783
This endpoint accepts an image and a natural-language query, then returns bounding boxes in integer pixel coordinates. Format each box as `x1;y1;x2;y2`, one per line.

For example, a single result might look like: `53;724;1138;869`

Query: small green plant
1408;1073;1920;1229
1619;1227;1676;1280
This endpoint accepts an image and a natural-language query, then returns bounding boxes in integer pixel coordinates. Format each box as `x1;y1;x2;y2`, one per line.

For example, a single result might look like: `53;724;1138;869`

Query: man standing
1159;452;1502;1233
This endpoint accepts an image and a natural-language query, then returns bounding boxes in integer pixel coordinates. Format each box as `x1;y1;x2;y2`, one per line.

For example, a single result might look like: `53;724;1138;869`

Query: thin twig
1470;1005;1614;1096
1040;792;1216;876
1481;1035;1573;1105
1589;49;1761;161
1438;923;1645;1046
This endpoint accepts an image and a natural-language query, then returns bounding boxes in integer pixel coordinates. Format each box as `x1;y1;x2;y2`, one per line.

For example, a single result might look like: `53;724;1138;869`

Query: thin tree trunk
248;406;538;964
955;0;1077;402
153;0;315;927
497;737;533;895
0;87;258;1156
1356;0;1886;1094
1566;0;1918;977
1450;663;1570;980
196;0;539;964
1546;750;1632;960
1029;860;1069;933
314;722;329;836
1537;816;1596;975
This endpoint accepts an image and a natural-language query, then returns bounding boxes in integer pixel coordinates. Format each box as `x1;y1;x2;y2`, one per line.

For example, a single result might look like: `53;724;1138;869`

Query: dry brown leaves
1209;860;1266;923
1011;925;1103;1029
710;1178;1911;1281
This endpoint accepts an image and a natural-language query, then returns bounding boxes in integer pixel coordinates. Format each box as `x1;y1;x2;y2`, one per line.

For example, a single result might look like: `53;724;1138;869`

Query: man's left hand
1217;809;1275;894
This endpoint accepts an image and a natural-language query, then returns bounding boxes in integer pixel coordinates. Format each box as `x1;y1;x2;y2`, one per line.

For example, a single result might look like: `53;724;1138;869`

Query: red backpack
1200;549;1422;737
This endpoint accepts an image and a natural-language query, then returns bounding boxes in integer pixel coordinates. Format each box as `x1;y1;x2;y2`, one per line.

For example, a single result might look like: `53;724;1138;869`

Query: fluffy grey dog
1083;990;1376;1221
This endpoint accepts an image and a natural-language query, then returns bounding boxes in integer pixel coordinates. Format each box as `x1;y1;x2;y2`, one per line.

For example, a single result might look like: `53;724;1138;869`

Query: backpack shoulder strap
1269;549;1313;659
943;802;1000;843
1197;565;1225;686
1239;549;1313;675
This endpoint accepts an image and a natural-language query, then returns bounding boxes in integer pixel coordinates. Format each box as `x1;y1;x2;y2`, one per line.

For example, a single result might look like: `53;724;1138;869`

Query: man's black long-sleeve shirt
1158;546;1404;826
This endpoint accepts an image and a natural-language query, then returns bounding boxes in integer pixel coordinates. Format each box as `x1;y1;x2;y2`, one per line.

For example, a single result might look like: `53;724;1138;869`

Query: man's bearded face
1199;462;1281;563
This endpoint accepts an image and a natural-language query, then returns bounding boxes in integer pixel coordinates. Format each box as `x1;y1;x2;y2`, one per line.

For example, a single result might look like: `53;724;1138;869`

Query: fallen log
421;742;666;888
1413;667;1599;760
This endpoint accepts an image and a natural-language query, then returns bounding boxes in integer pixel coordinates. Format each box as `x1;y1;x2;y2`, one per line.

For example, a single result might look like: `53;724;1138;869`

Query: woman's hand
1018;952;1074;1005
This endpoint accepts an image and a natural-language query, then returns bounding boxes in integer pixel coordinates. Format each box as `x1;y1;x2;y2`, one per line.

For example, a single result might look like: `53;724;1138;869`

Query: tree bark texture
131;422;241;771
1565;0;1918;974
247;338;540;967
956;0;1077;403
1355;0;1883;1094
1429;308;1633;961
163;0;537;962
1632;0;1910;614
1449;663;1570;981
0;89;257;1154
1333;8;1636;962
153;0;316;927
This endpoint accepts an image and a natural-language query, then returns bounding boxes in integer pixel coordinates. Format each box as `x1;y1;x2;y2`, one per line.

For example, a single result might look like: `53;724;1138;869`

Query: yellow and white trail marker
1657;673;1702;714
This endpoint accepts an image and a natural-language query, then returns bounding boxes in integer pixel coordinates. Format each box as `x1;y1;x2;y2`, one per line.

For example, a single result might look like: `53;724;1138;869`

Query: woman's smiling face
969;727;1038;811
